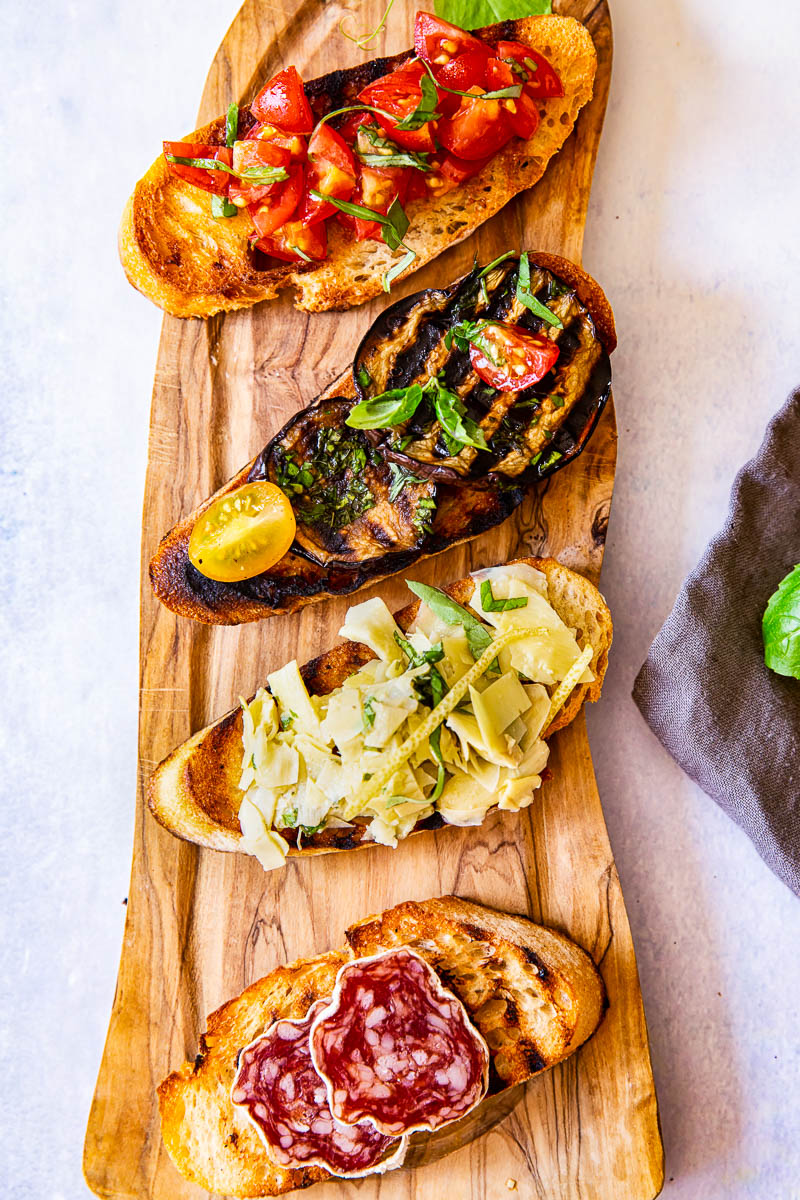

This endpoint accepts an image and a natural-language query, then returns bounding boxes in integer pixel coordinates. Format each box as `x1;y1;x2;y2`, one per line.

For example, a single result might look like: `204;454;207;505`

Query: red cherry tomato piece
437;150;493;185
358;60;437;153
163;142;233;195
433;49;490;117
229;139;291;207
338;165;410;241
414;11;486;65
299;123;357;225
436;87;513;161
248;163;304;237
248;123;308;160
251;66;314;133
255;219;327;262
468;323;560;392
495;42;564;99
485;59;539;139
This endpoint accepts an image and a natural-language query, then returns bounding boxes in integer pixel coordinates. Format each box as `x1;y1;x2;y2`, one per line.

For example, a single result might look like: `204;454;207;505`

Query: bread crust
157;896;607;1196
147;555;612;854
121;16;597;317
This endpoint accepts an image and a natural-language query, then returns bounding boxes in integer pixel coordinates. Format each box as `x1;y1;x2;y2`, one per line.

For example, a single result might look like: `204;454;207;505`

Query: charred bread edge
147;555;612;852
157;896;607;1196
120;16;597;317
148;251;615;625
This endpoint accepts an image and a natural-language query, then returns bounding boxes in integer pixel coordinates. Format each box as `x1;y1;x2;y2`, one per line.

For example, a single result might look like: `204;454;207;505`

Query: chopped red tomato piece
337;165;409;241
163;141;233;195
495;42;564;99
229;139;291;206
437;150;492;185
251;65;314;133
358;60;437;153
436;87;513;161
432;49;490;116
335;111;375;145
485;58;539;139
248;122;308;160
414;11;486;66
469;323;560;392
256;219;327;262
299;123;357;225
248;164;304;237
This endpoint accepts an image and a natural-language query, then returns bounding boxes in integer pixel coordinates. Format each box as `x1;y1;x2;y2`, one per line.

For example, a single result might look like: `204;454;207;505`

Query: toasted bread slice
158;896;607;1196
148;556;612;854
149;250;615;626
121;16;596;317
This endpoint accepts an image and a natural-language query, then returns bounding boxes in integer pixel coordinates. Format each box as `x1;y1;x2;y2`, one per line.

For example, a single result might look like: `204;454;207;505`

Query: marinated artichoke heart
253;397;437;568
236;563;595;872
352;255;611;482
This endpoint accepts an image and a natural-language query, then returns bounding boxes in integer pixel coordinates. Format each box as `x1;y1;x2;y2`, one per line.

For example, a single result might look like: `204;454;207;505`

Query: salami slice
231;1000;407;1178
309;947;490;1137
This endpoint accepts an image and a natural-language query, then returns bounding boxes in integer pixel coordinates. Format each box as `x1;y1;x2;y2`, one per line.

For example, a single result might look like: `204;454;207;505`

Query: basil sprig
480;579;528;612
406;580;493;661
446;318;500;364
517;251;563;329
346;376;487;453
763;564;800;679
357;123;431;171
434;0;551;28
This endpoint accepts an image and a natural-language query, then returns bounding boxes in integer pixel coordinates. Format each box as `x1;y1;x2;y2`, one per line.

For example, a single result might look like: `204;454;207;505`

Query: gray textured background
1;0;799;1197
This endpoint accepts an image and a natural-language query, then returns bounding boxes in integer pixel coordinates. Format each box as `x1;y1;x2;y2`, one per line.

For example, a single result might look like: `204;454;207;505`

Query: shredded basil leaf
166;153;288;187
406;580;493;660
225;102;239;147
362;695;376;730
517;251;563;329
280;710;297;729
211;194;238;218
433;385;488;451
480;578;528;612
356;363;372;390
383;245;416;291
417;55;521;101
394;72;441;130
357;123;431;171
763;564;800;679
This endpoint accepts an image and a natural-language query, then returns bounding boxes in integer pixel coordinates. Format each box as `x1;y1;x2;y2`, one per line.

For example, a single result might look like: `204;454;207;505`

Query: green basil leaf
225;102;239;147
166;153;288;187
406;580;493;660
432;385;488;451
382;244;417;291
346;383;425;429
357;123;432;171
516;251;563;328
433;0;551;28
417;55;520;101
480;578;528;612
394;73;441;130
763;564;800;679
387;461;427;501
211;194;238;218
362;695;376;730
383;195;410;250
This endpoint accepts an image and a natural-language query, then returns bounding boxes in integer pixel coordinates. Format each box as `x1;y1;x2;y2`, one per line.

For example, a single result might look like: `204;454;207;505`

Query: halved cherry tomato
251;65;314;133
437;150;493;185
414;11;486;66
248;122;308;160
298;123;357;225
485;58;539;139
436;87;513;161
358;60;437;153
495;42;564;99
229;140;291;206
352;165;410;240
188;481;296;583
256;219;327;262
469;323;560;392
248;163;304;237
163;142;233;195
433;48;490;116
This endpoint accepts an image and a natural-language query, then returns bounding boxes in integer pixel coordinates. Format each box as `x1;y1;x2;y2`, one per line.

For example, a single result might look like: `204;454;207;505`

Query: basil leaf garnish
382;245;416;291
211;194;238;218
517;251;563;329
433;385;488;451
763;564;800;679
433;0;551;27
225;102;239;147
346;383;425;429
480;579;528;612
394;72;441;130
406;580;493;661
357;123;431;171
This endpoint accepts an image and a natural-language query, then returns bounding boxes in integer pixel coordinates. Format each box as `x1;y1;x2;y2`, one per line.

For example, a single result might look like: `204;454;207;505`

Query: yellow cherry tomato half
188;481;296;583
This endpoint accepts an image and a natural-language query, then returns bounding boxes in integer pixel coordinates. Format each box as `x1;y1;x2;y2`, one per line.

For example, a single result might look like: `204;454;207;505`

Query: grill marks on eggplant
251;398;436;568
352;258;608;483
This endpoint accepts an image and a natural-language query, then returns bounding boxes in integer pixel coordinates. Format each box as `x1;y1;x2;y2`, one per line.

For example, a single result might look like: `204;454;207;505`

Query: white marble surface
2;1;799;1197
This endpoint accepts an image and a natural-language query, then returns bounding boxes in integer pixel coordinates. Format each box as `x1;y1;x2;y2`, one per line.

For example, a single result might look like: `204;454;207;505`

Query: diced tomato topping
251;65;314;133
163;142;233;195
414;11;486;66
337;165;409;241
336;111;376;146
255;219;327;262
248;122;308;160
436;86;513;161
495;42;564;99
485;58;539;139
468;323;560;392
358;60;438;153
437;150;493;185
299;123;357;225
432;49;490;117
229;139;291;207
248;163;304;237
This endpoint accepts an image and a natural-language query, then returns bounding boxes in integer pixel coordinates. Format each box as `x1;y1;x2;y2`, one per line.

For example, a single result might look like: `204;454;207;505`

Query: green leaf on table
763;564;800;679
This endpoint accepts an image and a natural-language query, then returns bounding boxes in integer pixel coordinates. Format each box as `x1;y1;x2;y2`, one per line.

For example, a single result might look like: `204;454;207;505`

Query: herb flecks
274;426;373;533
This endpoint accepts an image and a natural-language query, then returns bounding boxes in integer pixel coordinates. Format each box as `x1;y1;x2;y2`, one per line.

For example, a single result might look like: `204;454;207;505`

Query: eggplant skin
149;252;614;625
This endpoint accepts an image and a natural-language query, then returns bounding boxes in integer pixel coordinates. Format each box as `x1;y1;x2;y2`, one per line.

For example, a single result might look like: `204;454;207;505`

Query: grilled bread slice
148;555;612;854
149;250;615;626
121;16;597;317
158;895;607;1196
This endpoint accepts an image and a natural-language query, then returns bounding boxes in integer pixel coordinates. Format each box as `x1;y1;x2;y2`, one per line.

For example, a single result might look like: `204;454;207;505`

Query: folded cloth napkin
633;388;800;896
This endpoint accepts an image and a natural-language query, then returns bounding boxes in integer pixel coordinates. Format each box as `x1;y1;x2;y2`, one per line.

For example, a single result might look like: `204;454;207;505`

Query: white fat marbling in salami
230;1000;407;1177
309;948;490;1137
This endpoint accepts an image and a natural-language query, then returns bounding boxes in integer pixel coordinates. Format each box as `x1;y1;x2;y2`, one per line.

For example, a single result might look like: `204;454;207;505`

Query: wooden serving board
84;1;664;1196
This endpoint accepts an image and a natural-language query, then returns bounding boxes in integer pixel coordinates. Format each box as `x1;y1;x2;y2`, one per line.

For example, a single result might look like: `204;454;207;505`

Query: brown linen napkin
633;388;800;896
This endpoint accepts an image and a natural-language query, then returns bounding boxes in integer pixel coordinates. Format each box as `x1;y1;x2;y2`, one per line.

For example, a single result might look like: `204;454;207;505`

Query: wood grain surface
84;1;665;1196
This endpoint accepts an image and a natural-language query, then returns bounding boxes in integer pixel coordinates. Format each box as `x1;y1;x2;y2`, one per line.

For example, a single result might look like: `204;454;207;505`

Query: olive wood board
84;0;664;1196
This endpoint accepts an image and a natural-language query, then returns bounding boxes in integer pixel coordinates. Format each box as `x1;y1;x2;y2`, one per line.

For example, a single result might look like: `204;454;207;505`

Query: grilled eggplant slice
353;252;614;484
149;251;615;625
